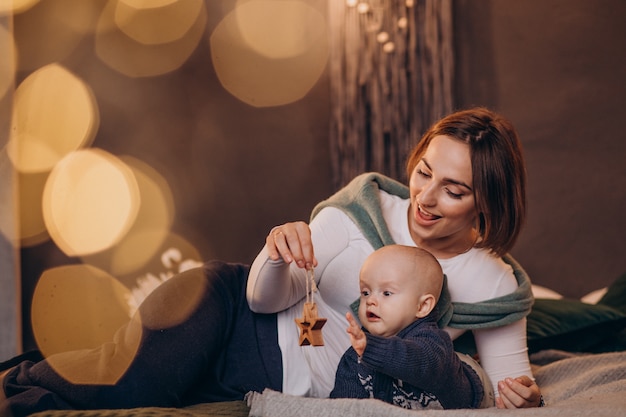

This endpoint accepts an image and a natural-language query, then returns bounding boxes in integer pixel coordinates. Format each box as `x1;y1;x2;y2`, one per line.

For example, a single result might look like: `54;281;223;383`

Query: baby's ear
415;294;436;318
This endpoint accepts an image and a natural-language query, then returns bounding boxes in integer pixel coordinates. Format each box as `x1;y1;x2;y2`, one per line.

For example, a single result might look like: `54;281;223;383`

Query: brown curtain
328;0;454;189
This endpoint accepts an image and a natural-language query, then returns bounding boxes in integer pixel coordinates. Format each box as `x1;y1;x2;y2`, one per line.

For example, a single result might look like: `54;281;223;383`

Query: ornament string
295;267;326;346
306;267;317;304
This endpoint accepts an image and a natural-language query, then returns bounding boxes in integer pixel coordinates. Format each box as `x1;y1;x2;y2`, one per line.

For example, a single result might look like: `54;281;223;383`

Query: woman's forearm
474;319;533;396
247;245;307;313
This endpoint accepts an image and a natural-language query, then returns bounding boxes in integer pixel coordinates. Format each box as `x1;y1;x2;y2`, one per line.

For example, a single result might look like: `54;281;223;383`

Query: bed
25;349;626;417
23;273;626;417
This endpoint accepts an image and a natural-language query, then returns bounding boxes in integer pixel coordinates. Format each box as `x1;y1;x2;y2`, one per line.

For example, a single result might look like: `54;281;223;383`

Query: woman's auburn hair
405;107;527;257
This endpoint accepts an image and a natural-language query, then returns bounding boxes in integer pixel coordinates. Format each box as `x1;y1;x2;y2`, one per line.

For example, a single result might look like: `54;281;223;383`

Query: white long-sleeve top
247;190;532;398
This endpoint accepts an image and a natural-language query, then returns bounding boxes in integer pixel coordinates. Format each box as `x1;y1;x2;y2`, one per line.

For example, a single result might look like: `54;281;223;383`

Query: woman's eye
446;189;463;199
417;169;430;178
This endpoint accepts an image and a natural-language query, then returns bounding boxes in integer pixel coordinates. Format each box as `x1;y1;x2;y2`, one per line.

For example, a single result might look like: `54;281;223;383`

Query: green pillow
453;296;626;356
598;272;626;314
527;298;626;353
454;274;626;355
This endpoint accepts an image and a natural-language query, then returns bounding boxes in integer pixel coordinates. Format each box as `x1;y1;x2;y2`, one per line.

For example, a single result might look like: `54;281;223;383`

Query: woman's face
408;135;477;256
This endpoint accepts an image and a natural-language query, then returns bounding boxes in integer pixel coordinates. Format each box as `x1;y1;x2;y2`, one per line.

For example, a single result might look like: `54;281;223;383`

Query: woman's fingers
266;222;316;268
496;377;542;408
291;222;316;268
282;222;308;268
265;227;284;261
266;227;291;262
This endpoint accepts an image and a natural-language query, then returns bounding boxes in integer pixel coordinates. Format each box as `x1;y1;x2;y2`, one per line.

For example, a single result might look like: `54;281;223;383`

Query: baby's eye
383;291;392;297
361;290;370;297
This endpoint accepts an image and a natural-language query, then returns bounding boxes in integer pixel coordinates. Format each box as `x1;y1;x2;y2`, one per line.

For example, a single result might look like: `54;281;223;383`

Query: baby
330;245;485;409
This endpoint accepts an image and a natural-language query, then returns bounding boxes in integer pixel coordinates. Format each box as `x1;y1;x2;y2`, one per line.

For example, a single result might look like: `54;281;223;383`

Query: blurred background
1;0;625;362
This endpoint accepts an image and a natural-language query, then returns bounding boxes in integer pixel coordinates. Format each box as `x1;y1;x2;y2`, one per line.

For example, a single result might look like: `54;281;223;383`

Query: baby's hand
345;312;366;357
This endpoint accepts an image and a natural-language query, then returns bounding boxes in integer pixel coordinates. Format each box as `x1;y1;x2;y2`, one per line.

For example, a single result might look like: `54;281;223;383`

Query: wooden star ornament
295;302;327;346
295;268;327;346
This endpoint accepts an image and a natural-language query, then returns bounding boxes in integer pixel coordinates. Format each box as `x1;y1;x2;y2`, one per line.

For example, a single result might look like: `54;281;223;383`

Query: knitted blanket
248;349;626;417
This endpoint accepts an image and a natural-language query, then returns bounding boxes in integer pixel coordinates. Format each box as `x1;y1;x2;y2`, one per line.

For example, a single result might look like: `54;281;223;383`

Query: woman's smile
415;203;441;224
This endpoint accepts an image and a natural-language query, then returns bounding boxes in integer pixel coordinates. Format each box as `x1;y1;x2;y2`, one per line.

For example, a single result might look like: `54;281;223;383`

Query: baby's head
358;245;443;337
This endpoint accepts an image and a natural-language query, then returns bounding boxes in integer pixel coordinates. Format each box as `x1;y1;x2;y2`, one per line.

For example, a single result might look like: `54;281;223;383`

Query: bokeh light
7;63;99;173
31;264;133;355
0;24;16;102
0;0;40;16
114;0;204;45
123;232;204;316
95;0;207;77
135;264;207;331
42;148;140;257
234;0;327;59
31;264;139;384
210;0;329;107
82;156;177;277
0;149;19;245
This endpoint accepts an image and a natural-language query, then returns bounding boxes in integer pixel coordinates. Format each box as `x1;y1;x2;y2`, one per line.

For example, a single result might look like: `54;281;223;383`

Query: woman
1;107;541;415
248;107;542;408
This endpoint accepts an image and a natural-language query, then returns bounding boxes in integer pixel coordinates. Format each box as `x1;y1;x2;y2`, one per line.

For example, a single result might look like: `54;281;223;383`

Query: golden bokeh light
82;156;176;277
31;264;139;384
210;0;329;107
0;149;19;245
114;0;204;45
123;232;204;316
0;0;40;15
95;0;207;77
31;264;133;355
136;264;207;331
0;24;16;102
7;63;99;173
42;148;140;257
234;0;327;59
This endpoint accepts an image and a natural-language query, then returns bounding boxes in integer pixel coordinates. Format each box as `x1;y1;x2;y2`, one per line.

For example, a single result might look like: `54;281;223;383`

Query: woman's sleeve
473;317;533;396
246;246;305;313
246;207;353;314
470;255;534;396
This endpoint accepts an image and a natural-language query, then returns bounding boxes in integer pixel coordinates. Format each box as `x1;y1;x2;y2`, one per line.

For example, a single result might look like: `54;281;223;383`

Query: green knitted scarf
310;172;534;329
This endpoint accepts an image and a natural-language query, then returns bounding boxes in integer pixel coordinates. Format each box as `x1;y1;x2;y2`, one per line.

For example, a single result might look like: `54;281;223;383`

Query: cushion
454;273;626;355
526;298;626;353
598;272;626;313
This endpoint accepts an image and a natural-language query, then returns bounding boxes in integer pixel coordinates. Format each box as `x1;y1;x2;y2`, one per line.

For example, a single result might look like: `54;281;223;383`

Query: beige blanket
248;350;626;417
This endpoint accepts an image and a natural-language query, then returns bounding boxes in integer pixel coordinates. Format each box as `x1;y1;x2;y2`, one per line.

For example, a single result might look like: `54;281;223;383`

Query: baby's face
357;258;423;337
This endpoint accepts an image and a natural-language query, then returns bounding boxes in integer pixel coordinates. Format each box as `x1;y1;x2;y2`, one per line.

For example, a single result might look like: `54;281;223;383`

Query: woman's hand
266;221;317;269
495;375;543;408
345;312;366;357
